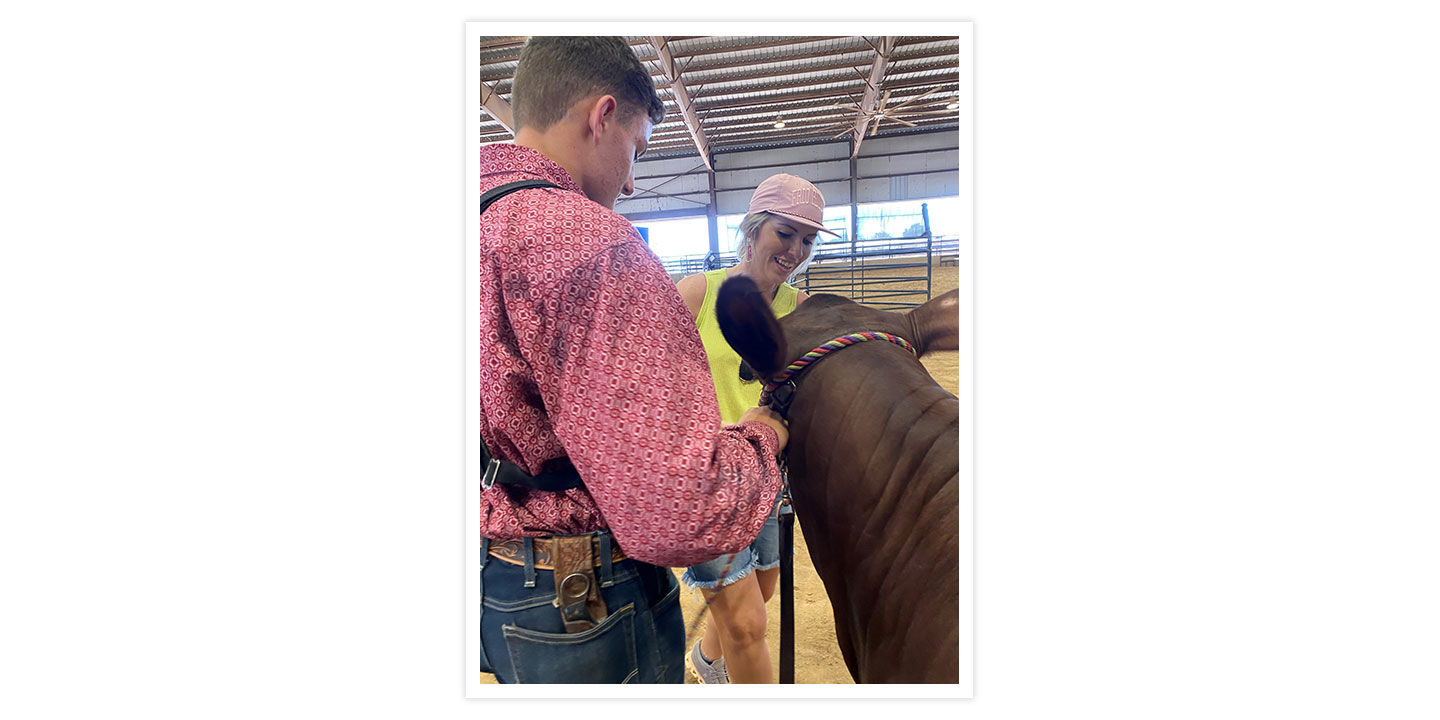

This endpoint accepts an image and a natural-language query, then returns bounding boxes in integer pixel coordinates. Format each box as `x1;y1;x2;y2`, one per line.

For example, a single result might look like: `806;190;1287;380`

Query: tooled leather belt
485;536;627;571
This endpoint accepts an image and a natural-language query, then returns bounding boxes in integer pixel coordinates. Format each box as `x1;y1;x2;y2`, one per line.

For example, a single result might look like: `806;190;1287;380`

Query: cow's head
716;276;960;384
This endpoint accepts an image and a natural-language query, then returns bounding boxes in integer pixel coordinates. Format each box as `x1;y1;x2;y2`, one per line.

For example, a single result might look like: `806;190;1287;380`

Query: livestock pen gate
637;127;965;308
797;202;960;311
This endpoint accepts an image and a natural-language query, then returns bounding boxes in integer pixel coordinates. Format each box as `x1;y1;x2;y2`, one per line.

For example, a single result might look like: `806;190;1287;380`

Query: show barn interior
478;35;965;312
477;35;966;685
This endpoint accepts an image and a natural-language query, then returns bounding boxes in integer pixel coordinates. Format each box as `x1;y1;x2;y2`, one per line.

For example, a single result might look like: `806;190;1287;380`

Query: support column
849;143;860;297
707;161;719;257
849;148;859;253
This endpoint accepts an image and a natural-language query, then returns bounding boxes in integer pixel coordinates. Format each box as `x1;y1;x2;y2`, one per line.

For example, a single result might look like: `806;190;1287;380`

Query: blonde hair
734;211;821;284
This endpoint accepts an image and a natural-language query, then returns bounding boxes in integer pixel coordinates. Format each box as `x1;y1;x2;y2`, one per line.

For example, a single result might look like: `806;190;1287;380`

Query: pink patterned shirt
478;143;783;568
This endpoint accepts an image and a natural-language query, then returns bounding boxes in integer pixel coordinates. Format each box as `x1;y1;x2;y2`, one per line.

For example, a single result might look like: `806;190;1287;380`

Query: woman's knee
715;601;767;647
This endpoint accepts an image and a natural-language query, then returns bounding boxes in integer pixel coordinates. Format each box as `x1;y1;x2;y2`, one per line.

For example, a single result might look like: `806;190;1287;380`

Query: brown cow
715;275;960;684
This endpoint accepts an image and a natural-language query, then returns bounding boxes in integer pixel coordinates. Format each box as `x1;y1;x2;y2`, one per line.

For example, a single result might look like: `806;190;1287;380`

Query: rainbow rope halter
758;331;917;418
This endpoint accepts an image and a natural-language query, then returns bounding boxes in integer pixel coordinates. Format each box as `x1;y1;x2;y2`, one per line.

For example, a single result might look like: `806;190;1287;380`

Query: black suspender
479;177;583;493
479;179;560;214
480;445;585;493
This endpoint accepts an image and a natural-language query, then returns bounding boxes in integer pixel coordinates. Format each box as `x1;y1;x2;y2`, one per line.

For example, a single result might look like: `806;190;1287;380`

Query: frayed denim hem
752;558;782;572
681;559;758;591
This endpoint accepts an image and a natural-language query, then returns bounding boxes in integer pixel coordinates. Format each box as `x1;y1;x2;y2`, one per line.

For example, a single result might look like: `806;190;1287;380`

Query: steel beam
681;47;960;87
650;35;714;172
479;80;515;133
850;36;897;157
619;207;710;222
693;73;955;113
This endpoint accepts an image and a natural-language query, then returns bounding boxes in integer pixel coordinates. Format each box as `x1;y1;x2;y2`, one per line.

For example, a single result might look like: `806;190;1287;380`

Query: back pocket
502;603;639;684
649;574;685;684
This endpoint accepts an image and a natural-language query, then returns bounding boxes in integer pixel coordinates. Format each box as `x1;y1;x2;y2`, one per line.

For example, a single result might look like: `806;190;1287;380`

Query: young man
477;37;790;684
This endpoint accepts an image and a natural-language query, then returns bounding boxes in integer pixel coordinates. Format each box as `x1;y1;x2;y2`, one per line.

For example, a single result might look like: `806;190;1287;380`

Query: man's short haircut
512;36;666;131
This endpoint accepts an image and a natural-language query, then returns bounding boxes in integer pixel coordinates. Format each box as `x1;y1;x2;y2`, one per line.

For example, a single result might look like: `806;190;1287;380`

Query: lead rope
683;550;735;644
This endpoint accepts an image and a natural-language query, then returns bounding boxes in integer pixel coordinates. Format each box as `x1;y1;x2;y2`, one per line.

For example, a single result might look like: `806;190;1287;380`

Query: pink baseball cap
747;173;840;237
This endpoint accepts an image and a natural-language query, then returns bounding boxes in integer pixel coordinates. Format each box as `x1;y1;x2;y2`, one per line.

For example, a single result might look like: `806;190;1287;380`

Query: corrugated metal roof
478;35;962;158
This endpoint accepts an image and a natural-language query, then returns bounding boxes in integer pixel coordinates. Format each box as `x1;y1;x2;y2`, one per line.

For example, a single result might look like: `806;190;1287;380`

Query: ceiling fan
818;85;956;139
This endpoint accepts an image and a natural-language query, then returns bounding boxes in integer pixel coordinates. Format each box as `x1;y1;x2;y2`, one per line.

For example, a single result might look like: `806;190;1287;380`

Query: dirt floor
479;258;961;685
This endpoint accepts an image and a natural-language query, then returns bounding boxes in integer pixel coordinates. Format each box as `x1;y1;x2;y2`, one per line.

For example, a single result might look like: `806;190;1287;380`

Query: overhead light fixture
946;101;959;110
774;120;785;129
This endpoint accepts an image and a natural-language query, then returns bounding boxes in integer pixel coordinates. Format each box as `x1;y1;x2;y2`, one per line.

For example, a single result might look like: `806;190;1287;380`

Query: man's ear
716;276;788;380
585;94;619;145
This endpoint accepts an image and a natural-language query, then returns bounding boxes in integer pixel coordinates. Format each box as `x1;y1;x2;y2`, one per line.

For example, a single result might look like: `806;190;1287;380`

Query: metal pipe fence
656;203;959;310
800;202;950;310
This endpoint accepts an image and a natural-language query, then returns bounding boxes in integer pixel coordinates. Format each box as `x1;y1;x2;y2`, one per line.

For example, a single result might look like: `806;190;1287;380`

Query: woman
675;173;839;683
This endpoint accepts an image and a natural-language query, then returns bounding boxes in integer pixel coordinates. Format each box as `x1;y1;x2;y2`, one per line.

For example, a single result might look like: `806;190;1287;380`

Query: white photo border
465;21;973;698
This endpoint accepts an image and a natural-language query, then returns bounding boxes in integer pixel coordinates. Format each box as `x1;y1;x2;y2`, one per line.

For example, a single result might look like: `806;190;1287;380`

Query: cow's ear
716;275;788;379
907;289;960;356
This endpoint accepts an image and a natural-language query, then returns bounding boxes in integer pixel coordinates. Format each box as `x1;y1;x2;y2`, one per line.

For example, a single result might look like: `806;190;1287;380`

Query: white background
3;1;1438;717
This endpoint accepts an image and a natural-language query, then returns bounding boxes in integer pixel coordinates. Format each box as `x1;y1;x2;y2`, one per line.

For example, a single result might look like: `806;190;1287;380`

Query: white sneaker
686;640;729;684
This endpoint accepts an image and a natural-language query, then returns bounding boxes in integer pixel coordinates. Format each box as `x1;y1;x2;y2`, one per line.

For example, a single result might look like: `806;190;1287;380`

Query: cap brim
767;210;842;237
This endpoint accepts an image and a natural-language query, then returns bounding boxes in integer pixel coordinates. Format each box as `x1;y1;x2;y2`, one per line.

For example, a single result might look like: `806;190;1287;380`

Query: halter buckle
770;379;799;417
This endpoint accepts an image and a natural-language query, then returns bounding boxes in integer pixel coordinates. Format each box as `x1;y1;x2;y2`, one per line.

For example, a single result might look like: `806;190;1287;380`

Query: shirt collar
479;143;586;196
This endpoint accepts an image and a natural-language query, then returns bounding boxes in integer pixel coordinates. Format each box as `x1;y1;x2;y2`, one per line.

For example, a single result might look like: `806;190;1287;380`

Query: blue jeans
681;498;789;589
479;535;685;684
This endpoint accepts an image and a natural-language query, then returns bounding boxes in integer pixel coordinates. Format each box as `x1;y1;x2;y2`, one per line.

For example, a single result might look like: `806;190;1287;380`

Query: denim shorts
680;498;789;590
479;534;685;684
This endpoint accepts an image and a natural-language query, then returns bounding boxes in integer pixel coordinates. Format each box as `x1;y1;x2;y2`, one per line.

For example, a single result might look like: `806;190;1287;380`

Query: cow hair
715;275;788;380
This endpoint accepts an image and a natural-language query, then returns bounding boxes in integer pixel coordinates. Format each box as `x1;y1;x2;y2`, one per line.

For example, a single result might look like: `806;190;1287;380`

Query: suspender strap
478;176;584;493
480;440;585;492
479;179;561;215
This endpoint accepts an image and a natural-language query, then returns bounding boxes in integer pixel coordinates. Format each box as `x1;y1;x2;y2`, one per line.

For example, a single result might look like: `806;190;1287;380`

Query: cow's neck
785;343;956;523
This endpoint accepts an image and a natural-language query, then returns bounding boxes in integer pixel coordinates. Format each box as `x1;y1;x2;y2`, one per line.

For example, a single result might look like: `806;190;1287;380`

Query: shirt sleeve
516;238;784;567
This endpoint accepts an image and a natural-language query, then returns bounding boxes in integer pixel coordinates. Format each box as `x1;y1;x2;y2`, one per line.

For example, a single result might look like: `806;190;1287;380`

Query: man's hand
738;405;788;453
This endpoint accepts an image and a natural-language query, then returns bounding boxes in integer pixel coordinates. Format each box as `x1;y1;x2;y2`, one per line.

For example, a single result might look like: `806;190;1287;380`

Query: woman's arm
675;272;707;321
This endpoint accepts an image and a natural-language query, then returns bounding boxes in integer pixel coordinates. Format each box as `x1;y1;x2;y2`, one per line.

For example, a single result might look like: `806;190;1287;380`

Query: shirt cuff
736;420;780;455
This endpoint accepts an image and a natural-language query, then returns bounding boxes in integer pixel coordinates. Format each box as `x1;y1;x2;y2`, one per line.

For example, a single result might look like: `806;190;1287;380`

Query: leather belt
486;536;626;571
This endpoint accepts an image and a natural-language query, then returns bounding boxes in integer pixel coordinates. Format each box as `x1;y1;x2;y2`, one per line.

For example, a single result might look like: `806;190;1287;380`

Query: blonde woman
675;173;838;683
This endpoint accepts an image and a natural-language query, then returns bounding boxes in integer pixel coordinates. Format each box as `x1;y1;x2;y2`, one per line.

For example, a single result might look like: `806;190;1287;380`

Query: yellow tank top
695;268;799;424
